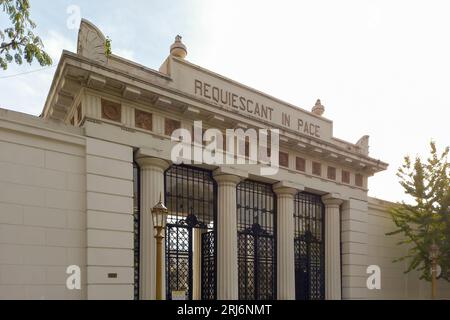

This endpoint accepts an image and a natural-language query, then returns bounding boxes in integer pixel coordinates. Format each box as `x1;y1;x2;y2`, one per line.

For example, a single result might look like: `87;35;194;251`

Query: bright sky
1;0;449;203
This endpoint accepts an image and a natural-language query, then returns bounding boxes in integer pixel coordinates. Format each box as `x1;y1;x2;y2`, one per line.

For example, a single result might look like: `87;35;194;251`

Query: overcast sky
1;0;449;203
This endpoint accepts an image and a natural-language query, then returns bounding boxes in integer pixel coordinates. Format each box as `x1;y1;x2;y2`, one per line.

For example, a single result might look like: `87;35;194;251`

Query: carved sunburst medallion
165;118;181;136
135;110;153;131
101;99;121;123
279;151;289;168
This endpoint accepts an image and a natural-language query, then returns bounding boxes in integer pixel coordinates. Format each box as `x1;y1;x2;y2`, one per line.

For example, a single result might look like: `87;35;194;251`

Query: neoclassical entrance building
1;20;449;300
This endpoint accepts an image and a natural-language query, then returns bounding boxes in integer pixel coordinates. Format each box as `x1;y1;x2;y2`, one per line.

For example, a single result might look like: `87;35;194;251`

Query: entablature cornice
42;52;388;175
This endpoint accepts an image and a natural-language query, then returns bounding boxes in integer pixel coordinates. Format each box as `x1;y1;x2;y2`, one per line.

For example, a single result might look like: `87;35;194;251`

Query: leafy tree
105;36;112;57
0;0;52;70
387;141;450;283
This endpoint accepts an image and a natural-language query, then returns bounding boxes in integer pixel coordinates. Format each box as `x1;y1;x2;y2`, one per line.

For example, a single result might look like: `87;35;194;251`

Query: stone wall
341;198;370;299
0;109;87;299
0;109;136;300
85;137;135;299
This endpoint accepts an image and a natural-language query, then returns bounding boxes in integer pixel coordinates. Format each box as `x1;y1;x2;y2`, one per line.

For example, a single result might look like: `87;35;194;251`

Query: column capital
273;181;303;196
214;173;242;186
322;194;344;207
136;157;171;171
214;166;249;180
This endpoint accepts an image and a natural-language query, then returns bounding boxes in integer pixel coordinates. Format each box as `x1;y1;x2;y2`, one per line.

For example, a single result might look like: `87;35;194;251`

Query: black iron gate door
201;231;216;300
166;225;216;300
237;180;276;300
294;193;325;300
165;165;217;300
166;224;192;300
238;228;275;300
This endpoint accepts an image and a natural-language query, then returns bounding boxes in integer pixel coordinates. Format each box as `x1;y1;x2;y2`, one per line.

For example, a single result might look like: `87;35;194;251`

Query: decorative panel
135;110;153;131
101;99;122;123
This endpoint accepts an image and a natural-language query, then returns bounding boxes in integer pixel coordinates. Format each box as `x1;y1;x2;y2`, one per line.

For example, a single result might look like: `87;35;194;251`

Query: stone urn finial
170;35;187;59
312;99;325;116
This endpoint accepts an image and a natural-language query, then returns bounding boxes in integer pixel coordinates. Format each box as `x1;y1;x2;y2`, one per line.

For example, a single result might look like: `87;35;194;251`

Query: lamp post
430;242;440;300
151;194;168;300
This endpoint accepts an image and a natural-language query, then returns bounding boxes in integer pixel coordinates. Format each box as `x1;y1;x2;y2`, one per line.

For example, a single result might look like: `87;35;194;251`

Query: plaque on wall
296;157;306;172
312;162;322;176
342;170;350;184
165;118;181;136
101;99;122;123
279;151;289;168
327;166;337;180
135;110;153;131
355;174;364;187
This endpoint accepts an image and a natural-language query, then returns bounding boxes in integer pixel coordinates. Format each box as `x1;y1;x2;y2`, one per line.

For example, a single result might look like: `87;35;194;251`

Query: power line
0;65;57;79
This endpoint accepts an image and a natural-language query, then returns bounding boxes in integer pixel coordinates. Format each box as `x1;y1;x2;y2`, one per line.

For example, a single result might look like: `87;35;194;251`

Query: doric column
136;157;170;300
322;194;344;300
214;173;242;300
273;184;298;300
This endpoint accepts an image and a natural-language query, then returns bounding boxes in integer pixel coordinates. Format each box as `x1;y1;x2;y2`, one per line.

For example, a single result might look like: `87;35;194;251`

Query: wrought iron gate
237;180;276;300
166;224;191;299
294;193;325;300
165;165;217;300
201;231;215;300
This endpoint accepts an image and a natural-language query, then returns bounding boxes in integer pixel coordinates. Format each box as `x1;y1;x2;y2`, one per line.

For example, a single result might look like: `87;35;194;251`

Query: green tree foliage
387;142;450;282
0;0;52;70
104;36;112;57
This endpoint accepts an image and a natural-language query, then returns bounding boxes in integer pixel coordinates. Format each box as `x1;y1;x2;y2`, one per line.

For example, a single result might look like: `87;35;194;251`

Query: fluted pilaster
322;195;344;300
214;173;242;300
274;185;298;300
136;157;170;300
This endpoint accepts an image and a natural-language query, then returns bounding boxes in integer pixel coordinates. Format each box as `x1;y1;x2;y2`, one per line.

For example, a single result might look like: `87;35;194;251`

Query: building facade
0;20;449;300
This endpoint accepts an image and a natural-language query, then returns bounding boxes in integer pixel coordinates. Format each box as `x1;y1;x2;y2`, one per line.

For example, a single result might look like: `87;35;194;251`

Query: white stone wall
85;138;135;300
0;110;136;300
341;198;370;299
367;198;450;299
0;109;87;299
